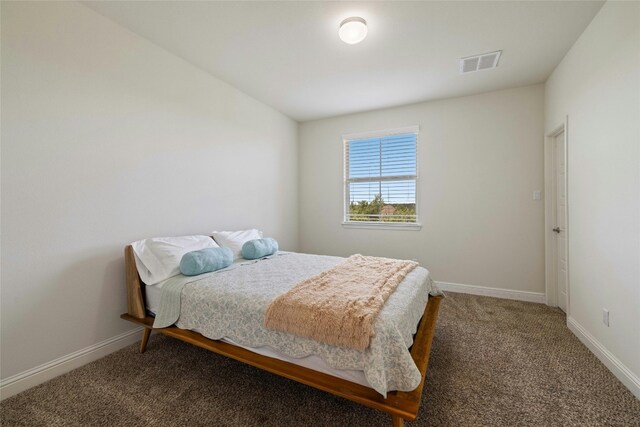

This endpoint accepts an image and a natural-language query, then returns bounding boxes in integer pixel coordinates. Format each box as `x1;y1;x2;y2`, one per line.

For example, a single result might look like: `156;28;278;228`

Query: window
343;126;419;227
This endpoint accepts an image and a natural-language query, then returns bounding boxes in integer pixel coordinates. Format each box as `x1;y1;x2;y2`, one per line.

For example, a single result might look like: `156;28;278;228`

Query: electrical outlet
602;308;610;327
533;190;541;201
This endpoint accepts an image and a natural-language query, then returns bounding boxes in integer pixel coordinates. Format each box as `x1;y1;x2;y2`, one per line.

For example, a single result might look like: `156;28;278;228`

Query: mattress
146;282;371;387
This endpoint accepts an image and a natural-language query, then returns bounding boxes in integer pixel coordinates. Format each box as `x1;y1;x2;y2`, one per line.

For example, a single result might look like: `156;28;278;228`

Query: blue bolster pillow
241;238;279;260
180;247;233;276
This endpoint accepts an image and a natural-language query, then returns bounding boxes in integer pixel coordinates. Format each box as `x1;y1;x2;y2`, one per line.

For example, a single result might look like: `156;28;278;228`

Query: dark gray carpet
2;293;639;426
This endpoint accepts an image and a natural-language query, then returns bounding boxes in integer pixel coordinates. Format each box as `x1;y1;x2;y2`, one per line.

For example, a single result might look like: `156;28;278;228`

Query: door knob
553;227;561;233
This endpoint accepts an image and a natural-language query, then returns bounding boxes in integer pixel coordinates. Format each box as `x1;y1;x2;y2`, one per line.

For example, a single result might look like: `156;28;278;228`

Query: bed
121;244;442;426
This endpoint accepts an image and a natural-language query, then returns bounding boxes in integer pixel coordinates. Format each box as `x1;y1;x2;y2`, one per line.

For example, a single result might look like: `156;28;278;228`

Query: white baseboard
567;316;640;399
0;327;143;401
436;281;546;303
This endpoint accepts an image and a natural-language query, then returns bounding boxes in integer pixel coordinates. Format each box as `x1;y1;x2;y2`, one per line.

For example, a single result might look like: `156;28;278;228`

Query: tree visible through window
344;127;418;224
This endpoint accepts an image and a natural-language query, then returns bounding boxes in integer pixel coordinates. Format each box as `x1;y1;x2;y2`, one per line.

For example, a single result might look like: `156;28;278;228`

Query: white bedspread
149;252;437;396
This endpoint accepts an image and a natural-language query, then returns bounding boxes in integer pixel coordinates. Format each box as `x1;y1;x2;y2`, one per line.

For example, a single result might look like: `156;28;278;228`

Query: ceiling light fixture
339;17;367;45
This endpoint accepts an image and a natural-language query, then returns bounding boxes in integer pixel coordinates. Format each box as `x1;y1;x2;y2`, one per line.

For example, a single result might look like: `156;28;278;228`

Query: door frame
544;117;569;313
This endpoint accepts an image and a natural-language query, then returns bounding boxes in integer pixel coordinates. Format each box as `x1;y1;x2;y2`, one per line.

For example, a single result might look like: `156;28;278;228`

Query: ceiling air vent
460;51;501;74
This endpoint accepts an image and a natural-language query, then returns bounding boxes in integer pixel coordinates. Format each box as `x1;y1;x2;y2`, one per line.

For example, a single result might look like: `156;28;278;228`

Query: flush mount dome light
339;17;367;44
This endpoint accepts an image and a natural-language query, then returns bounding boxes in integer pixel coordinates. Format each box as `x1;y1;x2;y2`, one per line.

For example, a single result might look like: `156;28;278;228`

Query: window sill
341;221;422;231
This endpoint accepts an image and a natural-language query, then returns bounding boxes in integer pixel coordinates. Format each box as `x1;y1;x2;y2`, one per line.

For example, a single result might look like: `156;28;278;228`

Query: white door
553;130;568;312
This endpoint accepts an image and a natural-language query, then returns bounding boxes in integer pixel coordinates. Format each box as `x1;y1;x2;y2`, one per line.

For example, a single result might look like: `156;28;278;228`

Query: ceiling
83;1;604;122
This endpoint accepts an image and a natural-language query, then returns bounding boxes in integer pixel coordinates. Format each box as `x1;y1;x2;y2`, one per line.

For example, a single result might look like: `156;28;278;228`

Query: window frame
342;125;421;230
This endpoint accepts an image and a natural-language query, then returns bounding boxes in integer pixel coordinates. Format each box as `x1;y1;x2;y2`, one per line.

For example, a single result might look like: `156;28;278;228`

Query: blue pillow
179;247;233;276
241;238;279;260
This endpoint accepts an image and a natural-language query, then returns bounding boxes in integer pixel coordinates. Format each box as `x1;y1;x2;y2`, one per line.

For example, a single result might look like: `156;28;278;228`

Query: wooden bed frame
121;245;442;427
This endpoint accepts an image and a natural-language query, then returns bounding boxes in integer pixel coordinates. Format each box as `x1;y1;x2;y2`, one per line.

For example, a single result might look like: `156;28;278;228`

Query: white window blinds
344;126;418;224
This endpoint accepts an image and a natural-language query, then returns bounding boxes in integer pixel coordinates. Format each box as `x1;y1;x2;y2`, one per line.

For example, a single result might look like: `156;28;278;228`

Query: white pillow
131;235;218;285
211;229;263;261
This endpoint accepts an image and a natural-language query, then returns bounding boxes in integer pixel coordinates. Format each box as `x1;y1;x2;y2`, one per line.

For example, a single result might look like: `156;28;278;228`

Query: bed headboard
124;245;146;319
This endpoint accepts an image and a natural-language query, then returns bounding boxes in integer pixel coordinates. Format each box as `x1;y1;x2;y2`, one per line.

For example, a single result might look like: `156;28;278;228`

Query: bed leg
140;327;152;353
391;415;404;427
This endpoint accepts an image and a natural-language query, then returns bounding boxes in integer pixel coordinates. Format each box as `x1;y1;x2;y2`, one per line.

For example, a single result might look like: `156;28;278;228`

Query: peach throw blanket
264;254;418;351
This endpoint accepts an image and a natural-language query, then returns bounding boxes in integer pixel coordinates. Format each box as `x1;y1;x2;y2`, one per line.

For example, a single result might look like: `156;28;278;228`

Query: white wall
299;85;545;296
545;1;640;396
1;1;298;387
